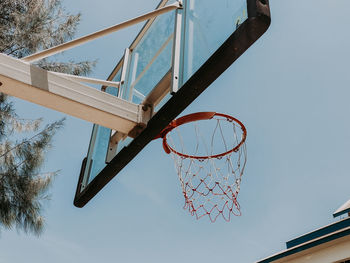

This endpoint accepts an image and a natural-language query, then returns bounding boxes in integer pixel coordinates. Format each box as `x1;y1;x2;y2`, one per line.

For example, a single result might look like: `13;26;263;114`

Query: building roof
334;199;350;218
256;217;350;263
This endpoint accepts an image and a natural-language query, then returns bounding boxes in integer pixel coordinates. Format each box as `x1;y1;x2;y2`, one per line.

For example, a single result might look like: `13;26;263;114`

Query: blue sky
1;0;350;262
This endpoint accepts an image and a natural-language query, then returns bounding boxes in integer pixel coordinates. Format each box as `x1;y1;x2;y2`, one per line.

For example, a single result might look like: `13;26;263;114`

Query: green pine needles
0;98;65;235
0;0;96;235
0;0;96;75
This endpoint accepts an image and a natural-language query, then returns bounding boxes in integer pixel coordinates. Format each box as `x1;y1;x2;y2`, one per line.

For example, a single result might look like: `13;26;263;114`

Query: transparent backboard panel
80;0;248;191
82;79;120;188
81;1;176;189
115;2;176;155
75;0;271;206
122;9;175;103
181;0;248;84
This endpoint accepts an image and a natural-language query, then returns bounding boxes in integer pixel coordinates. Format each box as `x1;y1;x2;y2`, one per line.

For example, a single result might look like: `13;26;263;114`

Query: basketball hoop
157;112;247;222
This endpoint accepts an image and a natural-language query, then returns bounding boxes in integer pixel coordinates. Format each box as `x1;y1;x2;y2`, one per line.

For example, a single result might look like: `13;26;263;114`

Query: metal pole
22;2;182;63
53;72;121;88
171;7;183;94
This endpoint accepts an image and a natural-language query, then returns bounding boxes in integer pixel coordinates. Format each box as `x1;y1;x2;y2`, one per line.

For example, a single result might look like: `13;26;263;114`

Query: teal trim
287;217;350;248
256;219;350;263
257;227;350;263
334;208;350;218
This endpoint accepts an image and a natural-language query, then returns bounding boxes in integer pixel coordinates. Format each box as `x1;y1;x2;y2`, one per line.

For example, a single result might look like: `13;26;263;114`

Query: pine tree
0;0;95;235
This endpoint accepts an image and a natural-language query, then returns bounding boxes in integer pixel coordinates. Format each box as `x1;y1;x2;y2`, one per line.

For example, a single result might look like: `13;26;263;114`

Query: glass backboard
74;0;271;207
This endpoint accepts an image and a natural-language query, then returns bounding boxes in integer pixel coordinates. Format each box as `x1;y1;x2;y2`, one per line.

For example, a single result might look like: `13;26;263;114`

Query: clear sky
1;0;350;262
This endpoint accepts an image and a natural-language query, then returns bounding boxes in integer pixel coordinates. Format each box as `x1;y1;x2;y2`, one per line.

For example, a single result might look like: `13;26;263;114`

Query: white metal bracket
0;54;149;134
21;2;182;62
171;2;183;94
54;72;121;88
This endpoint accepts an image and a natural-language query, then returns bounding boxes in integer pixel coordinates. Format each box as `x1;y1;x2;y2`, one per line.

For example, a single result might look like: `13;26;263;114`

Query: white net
163;113;247;222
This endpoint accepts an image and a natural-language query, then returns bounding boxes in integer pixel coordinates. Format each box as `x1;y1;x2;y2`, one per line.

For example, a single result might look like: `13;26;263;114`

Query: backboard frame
74;0;271;207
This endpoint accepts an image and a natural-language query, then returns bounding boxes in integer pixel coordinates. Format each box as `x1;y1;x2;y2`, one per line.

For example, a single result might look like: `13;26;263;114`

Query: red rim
157;112;247;159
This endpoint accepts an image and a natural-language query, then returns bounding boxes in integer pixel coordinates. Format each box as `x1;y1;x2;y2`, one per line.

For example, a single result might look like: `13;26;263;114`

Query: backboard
74;0;271;207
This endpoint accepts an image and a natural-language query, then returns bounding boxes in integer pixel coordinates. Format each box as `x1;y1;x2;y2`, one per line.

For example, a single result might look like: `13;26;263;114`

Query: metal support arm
0;54;148;135
22;2;182;62
54;72;121;88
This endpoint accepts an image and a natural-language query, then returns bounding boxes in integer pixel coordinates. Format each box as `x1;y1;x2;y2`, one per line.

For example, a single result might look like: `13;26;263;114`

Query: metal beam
53;72;121;88
171;7;183;94
22;2;182;62
0;54;144;134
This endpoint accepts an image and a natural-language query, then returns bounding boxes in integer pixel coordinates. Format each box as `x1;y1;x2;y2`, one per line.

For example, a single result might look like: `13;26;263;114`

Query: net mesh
164;114;247;222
